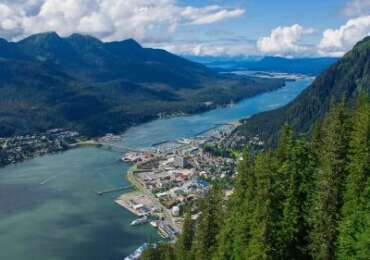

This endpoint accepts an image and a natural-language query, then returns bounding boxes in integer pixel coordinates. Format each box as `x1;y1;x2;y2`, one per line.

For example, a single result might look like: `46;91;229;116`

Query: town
116;123;247;240
0;129;80;167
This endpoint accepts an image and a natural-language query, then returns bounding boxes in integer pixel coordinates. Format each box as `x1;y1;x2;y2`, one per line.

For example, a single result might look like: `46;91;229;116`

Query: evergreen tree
308;100;351;260
175;206;195;260
271;125;295;259
279;139;314;259
215;147;256;260
276;124;294;161
271;125;313;259
244;151;278;260
141;243;175;260
337;94;370;259
193;183;224;260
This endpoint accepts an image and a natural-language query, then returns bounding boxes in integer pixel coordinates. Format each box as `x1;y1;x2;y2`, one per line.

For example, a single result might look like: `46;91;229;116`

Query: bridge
98;143;142;153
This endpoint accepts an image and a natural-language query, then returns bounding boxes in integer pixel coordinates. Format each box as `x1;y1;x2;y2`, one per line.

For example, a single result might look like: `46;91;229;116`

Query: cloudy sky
0;0;369;57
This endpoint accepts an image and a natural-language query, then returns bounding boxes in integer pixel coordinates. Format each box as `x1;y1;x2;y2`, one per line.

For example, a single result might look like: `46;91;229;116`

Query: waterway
0;77;312;260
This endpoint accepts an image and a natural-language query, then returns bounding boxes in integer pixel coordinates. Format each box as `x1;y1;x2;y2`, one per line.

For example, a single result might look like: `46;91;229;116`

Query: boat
130;216;148;226
150;220;159;228
124;243;148;260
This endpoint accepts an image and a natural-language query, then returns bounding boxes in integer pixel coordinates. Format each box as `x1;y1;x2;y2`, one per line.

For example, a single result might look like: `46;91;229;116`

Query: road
126;166;180;234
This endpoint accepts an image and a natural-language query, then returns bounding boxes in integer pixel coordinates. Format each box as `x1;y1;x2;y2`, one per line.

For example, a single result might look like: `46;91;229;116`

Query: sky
0;0;369;57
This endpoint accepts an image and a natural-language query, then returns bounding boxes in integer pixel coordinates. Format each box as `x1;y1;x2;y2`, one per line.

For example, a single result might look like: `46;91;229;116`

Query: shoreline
0;73;306;170
125;165;141;191
120;161;182;231
0;138;101;169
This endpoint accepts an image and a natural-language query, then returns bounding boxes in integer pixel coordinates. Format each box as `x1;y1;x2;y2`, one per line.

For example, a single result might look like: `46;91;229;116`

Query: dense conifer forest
143;94;369;260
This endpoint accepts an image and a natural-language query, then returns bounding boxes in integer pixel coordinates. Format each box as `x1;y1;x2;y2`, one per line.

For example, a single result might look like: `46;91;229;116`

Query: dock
152;140;170;147
96;186;130;196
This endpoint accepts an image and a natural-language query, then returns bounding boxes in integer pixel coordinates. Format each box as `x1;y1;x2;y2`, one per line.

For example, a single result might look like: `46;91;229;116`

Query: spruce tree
280;139;314;259
272;125;295;259
215;147;256;260
337;94;370;259
175;206;195;260
193;183;224;260
308;100;351;260
272;126;312;259
244;151;278;260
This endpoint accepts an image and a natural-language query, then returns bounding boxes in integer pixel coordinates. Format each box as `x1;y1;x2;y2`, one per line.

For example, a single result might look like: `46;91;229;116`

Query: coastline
0;137;101;169
125;165;140;191
0;74;296;170
118;163;182;240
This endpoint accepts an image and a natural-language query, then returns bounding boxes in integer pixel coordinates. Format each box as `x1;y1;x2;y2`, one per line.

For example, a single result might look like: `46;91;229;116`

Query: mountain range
234;36;370;146
0;32;284;137
186;55;338;75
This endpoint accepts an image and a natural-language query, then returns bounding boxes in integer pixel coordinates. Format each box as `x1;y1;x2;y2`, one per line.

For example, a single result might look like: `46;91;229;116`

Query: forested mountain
143;94;370;260
187;55;338;75
0;32;283;137
16;32;212;84
142;37;370;260
234;36;370;146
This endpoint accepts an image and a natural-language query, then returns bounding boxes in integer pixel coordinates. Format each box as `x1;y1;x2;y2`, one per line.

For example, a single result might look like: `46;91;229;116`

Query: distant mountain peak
0;37;9;44
21;32;61;42
119;38;142;48
67;33;101;42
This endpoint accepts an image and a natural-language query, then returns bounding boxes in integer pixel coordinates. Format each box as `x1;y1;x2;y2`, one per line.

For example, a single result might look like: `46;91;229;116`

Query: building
171;206;180;217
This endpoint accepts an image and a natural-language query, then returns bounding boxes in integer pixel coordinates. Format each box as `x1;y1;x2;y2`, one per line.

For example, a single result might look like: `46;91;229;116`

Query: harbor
115;122;239;240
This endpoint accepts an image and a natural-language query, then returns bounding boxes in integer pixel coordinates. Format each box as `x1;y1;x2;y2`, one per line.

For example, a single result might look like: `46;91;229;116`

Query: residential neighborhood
0;129;80;167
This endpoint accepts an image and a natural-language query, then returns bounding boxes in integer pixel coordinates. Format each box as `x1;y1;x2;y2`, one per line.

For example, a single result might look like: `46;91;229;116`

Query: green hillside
234;36;370;146
0;33;284;137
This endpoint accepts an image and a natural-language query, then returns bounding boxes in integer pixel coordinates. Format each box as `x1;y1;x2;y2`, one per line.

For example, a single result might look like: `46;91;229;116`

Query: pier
151;140;170;147
96;186;130;196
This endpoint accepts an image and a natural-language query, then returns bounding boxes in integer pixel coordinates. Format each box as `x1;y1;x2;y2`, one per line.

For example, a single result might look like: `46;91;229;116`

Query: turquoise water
0;78;312;260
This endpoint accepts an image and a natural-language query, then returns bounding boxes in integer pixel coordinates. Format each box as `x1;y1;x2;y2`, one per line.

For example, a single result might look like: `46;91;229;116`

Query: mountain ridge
186;55;338;75
0;32;285;137
233;36;370;146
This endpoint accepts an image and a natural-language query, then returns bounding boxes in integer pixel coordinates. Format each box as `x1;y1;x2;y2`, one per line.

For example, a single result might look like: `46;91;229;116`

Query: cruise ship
130;216;148;226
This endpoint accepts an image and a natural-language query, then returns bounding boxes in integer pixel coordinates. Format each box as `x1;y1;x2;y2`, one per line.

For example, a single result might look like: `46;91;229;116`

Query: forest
143;93;369;260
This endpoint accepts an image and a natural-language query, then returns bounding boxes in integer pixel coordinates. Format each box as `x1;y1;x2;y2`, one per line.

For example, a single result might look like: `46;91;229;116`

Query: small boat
124;243;148;260
130;216;148;226
150;220;159;228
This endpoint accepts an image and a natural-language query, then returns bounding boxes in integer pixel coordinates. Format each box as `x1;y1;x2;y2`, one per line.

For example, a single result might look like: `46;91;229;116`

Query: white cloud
257;24;314;56
342;0;370;17
0;0;245;42
181;5;245;25
318;15;370;56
